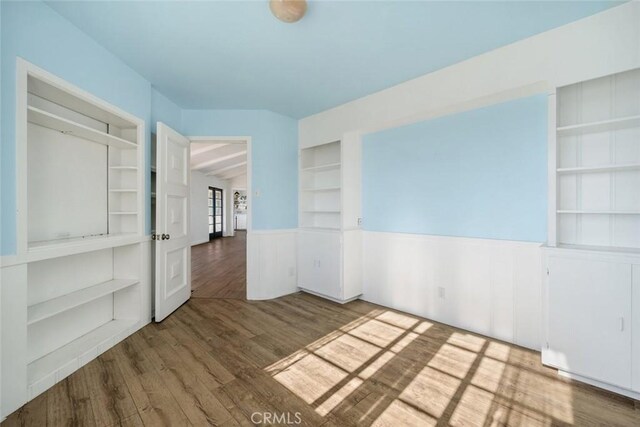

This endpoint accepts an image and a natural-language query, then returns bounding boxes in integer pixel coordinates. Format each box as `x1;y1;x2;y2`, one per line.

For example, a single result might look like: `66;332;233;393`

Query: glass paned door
209;187;223;239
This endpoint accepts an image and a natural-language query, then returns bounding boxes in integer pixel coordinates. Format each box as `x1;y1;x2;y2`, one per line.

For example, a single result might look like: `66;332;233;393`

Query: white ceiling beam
220;169;247;180
190;143;228;156
205;161;247;176
192;150;247;170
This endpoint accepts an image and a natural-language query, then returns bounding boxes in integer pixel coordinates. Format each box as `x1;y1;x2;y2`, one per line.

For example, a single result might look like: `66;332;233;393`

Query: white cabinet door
547;256;632;389
317;233;341;299
297;231;341;299
297;231;320;294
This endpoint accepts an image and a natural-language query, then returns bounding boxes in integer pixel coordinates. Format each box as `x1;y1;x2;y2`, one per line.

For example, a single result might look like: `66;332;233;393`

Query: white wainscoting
362;231;543;350
247;229;298;300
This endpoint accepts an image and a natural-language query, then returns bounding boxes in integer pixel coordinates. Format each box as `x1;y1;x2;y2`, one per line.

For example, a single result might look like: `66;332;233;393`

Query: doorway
189;137;250;300
208;186;223;240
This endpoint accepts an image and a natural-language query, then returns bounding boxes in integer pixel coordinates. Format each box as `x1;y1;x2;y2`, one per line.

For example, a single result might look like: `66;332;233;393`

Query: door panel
547;256;632;388
155;122;191;322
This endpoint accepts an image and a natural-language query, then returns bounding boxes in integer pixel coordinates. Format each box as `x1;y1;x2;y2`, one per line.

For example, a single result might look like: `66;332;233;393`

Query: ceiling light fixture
269;0;307;23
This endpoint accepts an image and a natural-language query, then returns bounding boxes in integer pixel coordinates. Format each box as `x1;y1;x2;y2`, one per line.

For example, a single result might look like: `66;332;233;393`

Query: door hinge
546;341;549;349
546;267;550;276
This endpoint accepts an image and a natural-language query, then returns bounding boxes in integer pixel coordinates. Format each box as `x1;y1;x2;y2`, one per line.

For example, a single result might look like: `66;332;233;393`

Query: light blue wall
0;1;298;255
182;109;298;230
151;87;182;134
362;95;547;242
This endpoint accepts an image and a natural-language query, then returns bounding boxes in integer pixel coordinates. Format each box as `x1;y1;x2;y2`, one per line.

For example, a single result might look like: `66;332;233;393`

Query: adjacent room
1;1;639;426
190;139;248;299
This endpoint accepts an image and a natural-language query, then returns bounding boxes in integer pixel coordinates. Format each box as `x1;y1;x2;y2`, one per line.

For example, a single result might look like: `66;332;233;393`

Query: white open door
155;122;191;322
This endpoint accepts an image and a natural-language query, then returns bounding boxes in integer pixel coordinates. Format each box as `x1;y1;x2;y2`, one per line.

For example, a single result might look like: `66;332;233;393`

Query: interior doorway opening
189;137;250;300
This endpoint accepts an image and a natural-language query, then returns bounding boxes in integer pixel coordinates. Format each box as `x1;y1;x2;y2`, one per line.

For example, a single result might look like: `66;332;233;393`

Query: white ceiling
190;141;247;181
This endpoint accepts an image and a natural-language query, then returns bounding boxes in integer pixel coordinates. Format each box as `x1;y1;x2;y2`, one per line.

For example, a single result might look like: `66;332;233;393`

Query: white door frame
188;136;252;299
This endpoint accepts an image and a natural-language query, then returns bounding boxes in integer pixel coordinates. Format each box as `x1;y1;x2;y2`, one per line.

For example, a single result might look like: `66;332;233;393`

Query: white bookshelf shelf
109;166;137;170
301;186;341;192
25;233;140;264
555;244;640;255
109;212;138;215
28;232;136;250
27;319;137;386
109;189;137;193
301;162;341;172
28;106;137;150
27;279;139;325
557;210;640;215
302;210;341;214
557;164;640;174
557;115;640;136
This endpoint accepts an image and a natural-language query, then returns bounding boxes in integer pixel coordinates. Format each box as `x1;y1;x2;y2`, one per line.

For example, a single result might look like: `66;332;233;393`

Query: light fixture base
269;0;307;23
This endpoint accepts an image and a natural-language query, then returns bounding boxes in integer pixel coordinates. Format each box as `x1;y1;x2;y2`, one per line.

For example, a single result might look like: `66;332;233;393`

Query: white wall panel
247;230;297;300
0;265;28;418
362;231;542;349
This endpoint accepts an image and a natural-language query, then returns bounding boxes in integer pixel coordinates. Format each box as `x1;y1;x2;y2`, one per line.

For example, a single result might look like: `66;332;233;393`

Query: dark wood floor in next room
191;231;246;300
4;291;640;426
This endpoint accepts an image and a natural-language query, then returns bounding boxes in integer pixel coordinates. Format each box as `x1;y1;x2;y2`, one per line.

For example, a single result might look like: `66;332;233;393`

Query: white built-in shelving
552;68;640;251
0;60;149;416
297;134;363;303
543;69;640;403
299;141;342;230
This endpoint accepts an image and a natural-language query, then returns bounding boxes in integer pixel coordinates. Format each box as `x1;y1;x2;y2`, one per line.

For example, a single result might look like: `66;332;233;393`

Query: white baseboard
361;231;543;350
557;370;640;400
190;239;209;247
299;288;361;304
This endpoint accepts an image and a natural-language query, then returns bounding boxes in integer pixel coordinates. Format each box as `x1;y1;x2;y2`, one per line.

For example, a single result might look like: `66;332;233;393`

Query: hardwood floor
4;292;640;426
191;231;246;300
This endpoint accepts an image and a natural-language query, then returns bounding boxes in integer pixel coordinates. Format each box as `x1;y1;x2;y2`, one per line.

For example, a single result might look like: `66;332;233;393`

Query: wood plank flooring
191;231;246;300
4;292;640;426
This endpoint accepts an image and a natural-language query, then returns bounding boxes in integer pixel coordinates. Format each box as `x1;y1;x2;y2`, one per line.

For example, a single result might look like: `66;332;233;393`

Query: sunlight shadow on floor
265;307;576;426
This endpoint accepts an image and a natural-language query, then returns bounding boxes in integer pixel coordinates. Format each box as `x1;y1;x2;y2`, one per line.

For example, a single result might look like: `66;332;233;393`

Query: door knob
161;234;171;240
